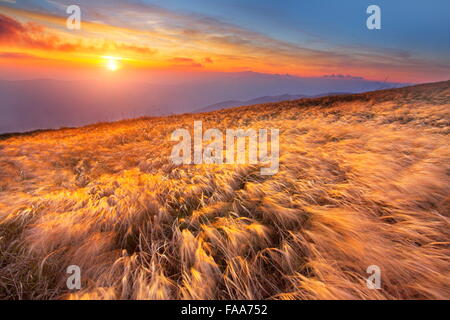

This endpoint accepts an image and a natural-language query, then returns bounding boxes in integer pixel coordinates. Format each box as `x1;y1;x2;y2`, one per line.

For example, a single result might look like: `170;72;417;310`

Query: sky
0;0;449;83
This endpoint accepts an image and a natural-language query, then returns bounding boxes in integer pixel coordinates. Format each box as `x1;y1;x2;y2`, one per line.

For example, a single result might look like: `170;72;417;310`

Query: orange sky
0;4;448;83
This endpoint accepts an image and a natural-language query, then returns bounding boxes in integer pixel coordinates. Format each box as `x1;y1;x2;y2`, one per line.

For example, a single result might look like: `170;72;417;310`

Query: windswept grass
0;81;449;300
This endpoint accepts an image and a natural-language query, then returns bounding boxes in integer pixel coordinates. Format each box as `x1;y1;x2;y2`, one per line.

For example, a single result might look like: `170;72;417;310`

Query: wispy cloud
0;13;157;57
168;57;203;68
0;51;42;59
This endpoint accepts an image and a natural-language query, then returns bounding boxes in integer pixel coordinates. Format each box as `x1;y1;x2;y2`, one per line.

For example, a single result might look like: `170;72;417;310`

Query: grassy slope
0;81;449;300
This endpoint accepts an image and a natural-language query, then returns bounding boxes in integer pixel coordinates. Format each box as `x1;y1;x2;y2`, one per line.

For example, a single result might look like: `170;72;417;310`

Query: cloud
0;13;157;57
0;13;25;37
322;74;364;80
0;51;41;59
168;57;203;68
203;57;213;64
0;14;66;50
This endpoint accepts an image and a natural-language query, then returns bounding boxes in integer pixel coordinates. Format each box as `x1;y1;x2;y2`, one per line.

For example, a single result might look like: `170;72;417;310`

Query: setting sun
107;59;118;71
104;57;121;71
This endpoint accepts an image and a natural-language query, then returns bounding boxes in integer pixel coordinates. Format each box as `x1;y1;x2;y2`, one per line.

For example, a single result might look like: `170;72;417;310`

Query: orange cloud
0;51;43;59
168;57;203;68
0;14;157;60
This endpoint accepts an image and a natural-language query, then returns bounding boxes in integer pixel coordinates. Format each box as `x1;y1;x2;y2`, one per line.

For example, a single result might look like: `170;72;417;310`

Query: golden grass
0;81;449;300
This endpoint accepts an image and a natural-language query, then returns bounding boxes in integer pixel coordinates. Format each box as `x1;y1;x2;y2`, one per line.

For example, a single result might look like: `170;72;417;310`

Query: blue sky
143;0;450;58
7;0;450;56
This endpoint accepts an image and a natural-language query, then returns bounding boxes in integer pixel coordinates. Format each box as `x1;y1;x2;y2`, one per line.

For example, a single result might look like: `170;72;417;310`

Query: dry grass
0;81;449;300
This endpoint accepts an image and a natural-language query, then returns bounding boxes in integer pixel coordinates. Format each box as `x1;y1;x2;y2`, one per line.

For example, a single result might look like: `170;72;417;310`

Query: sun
107;59;118;71
103;56;121;71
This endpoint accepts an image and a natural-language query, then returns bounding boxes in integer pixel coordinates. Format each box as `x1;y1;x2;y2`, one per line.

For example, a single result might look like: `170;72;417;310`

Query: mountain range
196;92;353;112
0;71;406;134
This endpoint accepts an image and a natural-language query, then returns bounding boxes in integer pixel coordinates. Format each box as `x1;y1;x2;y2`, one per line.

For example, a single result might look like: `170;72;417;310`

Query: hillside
196;94;310;112
0;81;449;300
196;92;357;113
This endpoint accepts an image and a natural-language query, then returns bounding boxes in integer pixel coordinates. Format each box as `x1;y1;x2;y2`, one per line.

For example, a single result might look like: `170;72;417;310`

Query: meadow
0;81;449;299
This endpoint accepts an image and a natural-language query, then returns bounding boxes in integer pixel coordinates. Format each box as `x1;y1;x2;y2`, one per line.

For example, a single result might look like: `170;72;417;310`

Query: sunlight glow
107;59;118;71
103;56;122;71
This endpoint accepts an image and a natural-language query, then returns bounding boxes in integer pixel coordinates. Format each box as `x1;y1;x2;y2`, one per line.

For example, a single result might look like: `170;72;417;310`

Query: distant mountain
0;72;406;134
197;94;308;112
197;92;352;112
